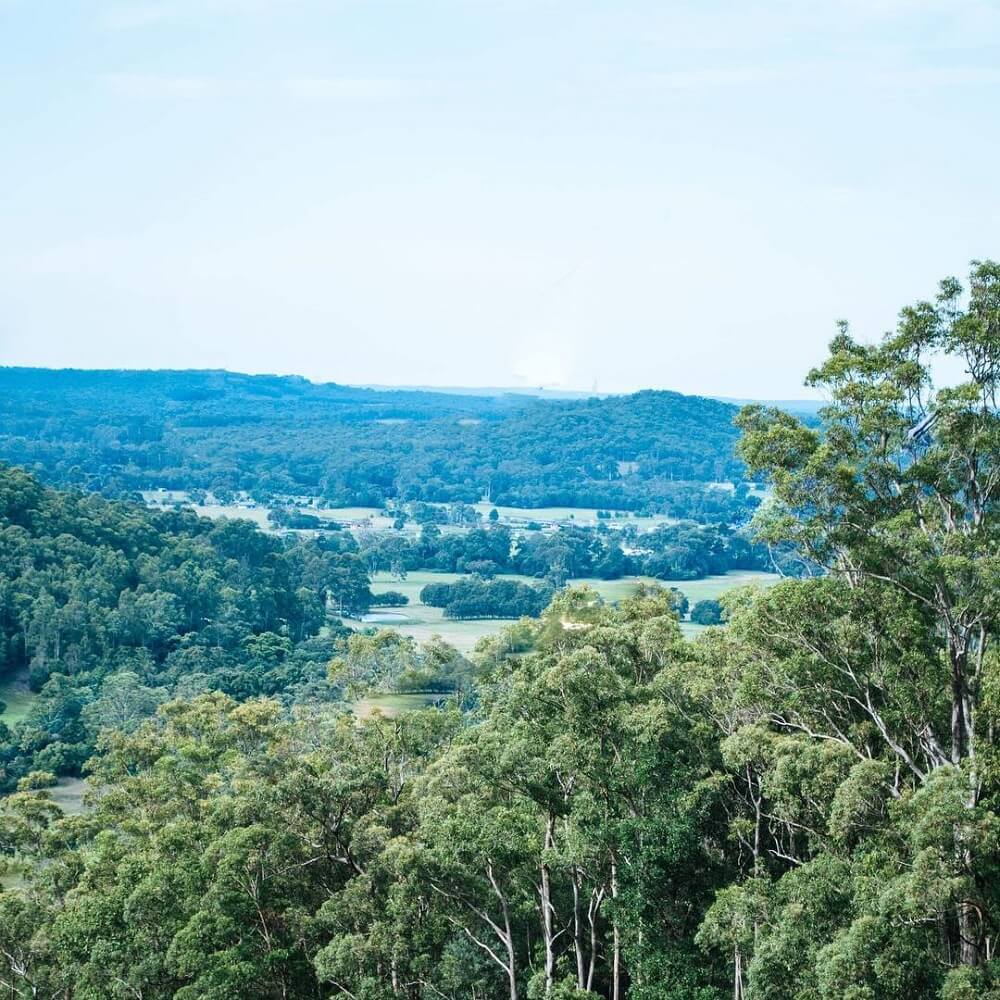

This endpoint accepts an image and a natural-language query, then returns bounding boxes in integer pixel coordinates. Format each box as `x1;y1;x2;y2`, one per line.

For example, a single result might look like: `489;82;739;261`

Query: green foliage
690;599;723;625
0;371;749;511
0;464;362;790
360;518;776;586
420;575;555;618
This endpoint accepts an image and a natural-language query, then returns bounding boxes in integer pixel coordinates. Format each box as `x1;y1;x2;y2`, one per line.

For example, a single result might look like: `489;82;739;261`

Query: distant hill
715;396;825;418
358;383;605;400
0;367;747;510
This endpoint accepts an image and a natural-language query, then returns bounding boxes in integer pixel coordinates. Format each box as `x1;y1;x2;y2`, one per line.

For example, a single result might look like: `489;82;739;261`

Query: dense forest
0;370;746;510
420;576;556;618
3;262;1000;999
0;465;373;791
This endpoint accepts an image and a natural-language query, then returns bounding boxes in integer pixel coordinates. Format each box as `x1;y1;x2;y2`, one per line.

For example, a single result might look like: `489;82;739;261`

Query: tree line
0;465;371;792
360;521;778;586
420;577;555;619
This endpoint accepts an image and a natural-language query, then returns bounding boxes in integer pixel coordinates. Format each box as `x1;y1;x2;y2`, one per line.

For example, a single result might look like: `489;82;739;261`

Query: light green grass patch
50;777;88;815
352;693;442;718
470;503;678;531
313;507;385;523
364;570;779;650
371;570;537;602
364;571;541;651
197;504;274;530
572;570;780;605
141;489;192;504
0;672;36;726
473;504;604;525
0;777;90;890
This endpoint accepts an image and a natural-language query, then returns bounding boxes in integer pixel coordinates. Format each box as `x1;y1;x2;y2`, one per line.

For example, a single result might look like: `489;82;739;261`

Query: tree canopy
0;370;747;510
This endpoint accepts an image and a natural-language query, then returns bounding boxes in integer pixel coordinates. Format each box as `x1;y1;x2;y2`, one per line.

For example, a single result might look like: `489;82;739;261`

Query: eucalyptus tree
732;261;1000;974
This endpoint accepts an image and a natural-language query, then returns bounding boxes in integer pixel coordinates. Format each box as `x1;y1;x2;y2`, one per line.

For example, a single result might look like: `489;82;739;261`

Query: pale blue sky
2;1;999;397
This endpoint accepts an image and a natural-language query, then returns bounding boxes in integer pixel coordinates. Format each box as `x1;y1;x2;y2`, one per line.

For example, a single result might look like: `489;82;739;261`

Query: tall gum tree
735;260;1000;967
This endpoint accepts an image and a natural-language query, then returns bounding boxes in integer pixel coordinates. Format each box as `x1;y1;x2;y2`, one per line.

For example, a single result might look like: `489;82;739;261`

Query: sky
2;1;999;398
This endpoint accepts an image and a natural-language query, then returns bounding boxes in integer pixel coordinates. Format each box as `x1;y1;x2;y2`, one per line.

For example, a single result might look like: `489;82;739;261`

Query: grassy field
362;571;540;652
371;570;535;601
0;671;36;725
314;506;384;521
196;503;273;529
313;507;393;528
363;569;780;651
196;504;387;529
575;570;780;605
140;489;192;504
50;777;88;815
472;503;676;530
143;497;396;532
153;496;685;536
0;777;90;890
352;693;444;718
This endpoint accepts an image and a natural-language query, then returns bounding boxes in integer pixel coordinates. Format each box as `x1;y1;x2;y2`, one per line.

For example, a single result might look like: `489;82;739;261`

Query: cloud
282;77;428;102
99;73;428;103
102;3;175;28
101;73;224;98
634;67;787;91
101;0;301;29
626;60;1000;96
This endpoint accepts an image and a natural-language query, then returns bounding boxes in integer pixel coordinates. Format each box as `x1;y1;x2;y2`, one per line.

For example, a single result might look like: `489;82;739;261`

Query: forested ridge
0;369;744;509
3;262;1000;999
0;464;372;791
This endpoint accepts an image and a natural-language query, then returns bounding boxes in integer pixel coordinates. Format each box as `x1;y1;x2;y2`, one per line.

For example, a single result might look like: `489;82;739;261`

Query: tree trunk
587;887;603;993
958;901;980;966
611;855;621;1000
488;863;519;1000
539;814;557;997
572;868;586;991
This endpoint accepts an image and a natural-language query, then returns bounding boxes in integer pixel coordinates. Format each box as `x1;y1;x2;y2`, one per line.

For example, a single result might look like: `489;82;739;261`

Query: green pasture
351;693;444;718
575;570;780;605
472;503;677;530
363;569;780;651
197;504;273;529
0;671;36;726
50;777;88;816
312;506;386;523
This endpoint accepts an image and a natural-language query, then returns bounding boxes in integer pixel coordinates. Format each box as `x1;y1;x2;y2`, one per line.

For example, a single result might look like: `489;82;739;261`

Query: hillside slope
0;368;744;508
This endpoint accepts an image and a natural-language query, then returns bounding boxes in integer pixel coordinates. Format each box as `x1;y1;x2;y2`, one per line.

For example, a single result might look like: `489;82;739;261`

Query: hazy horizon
2;363;834;405
3;1;1000;397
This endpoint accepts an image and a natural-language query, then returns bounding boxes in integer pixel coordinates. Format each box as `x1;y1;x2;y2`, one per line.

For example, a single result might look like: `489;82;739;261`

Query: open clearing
360;571;541;652
50;777;88;815
0;777;90;890
197;504;273;529
472;503;676;529
149;495;684;536
144;498;393;532
0;671;36;725
352;693;444;718
197;504;388;529
364;569;779;651
576;570;780;605
313;506;384;522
